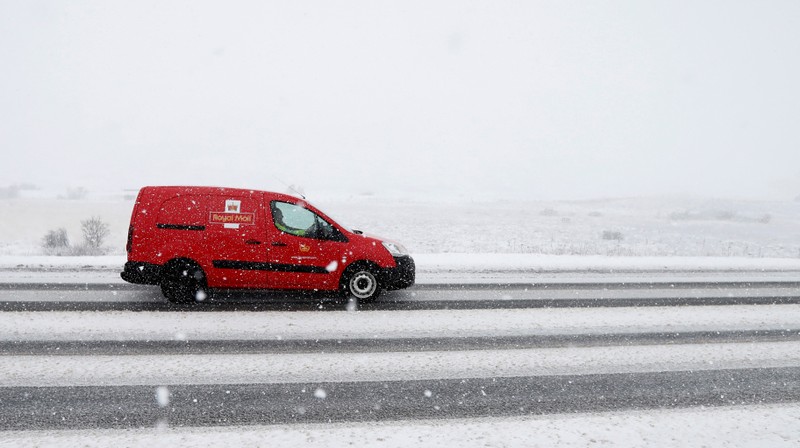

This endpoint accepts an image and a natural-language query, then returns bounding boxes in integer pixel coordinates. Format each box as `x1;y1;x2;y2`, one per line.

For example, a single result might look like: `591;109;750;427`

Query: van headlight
382;241;409;256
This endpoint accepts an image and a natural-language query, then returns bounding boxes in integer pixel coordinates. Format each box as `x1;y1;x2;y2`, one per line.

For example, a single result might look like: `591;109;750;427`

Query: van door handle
245;240;262;245
271;241;287;247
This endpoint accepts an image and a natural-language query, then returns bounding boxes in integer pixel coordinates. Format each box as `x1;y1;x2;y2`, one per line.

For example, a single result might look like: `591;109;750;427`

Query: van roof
140;186;304;202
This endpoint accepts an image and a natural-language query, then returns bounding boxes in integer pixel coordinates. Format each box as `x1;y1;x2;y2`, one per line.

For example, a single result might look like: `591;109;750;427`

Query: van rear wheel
161;260;208;304
342;266;382;302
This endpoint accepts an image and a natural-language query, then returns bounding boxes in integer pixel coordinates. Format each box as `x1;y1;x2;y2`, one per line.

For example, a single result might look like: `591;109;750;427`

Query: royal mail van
120;186;415;303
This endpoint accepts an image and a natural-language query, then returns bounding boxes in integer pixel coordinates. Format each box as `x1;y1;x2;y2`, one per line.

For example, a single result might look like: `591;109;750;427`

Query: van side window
271;201;346;242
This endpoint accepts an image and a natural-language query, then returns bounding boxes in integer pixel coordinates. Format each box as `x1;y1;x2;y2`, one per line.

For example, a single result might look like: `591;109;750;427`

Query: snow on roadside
0;255;126;270
1;254;800;286
2;404;799;447
3;306;800;342
4;253;800;272
415;253;800;272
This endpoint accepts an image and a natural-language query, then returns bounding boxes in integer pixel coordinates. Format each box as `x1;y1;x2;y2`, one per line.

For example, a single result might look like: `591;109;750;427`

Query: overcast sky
2;1;799;201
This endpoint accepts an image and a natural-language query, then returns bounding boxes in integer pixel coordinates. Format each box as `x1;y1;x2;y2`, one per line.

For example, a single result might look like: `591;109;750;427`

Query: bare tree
81;216;110;249
42;228;69;250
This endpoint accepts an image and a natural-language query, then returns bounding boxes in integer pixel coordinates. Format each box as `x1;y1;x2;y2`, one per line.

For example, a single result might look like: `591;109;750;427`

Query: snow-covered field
2;193;800;258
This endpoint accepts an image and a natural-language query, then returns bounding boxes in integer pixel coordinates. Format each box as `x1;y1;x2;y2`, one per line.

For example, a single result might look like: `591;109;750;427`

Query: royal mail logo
226;200;240;213
210;199;254;228
209;212;255;224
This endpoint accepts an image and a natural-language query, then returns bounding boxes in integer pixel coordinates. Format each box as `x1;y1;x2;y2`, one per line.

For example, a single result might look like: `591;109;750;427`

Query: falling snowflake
155;386;169;407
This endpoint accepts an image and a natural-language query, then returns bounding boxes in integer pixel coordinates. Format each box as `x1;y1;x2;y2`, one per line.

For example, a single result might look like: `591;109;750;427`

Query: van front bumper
382;255;415;290
121;261;162;285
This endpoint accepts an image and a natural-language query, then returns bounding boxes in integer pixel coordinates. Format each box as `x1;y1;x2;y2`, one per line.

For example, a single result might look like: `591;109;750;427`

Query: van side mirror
309;218;348;243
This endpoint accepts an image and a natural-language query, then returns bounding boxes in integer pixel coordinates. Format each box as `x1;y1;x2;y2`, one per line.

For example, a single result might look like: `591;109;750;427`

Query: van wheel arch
340;261;382;302
160;258;208;304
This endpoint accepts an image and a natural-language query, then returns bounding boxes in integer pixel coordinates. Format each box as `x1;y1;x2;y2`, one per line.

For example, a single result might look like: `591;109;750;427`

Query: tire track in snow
2;329;800;356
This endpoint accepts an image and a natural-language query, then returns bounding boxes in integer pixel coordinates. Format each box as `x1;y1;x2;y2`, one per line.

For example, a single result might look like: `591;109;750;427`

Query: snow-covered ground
2;194;800;258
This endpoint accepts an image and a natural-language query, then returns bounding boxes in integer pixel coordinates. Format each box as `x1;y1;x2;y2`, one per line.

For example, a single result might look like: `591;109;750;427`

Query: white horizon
2;1;799;201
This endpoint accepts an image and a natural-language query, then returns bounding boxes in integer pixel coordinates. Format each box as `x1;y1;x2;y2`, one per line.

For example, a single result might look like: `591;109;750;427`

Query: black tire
341;265;382;302
160;260;208;304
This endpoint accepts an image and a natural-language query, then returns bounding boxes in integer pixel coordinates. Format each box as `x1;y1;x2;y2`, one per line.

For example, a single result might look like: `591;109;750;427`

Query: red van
120;186;414;303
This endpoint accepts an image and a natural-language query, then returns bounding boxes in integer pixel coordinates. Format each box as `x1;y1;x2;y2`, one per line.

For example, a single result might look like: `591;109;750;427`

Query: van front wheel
161;260;208;304
342;266;382;302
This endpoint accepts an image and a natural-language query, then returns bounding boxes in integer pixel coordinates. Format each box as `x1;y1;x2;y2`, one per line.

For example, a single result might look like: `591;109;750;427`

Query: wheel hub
350;271;376;298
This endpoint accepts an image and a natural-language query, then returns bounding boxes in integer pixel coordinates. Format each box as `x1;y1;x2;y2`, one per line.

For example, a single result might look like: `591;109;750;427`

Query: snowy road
1;268;800;444
2;278;800;425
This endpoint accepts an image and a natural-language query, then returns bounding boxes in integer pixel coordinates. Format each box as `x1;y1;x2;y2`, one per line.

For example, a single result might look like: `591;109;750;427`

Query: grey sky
2;1;799;200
